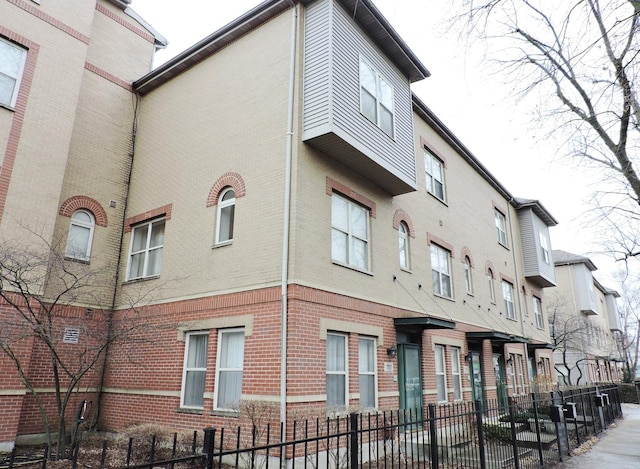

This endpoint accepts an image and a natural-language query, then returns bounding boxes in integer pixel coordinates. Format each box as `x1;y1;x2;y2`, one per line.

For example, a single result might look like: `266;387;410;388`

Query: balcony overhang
525;273;556;288
527;342;555;351
394;316;456;330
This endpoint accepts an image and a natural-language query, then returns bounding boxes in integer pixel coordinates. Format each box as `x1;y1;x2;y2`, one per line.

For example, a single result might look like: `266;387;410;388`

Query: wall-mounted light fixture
464;353;472;362
387;345;397;358
537;360;544;367
506;357;514;366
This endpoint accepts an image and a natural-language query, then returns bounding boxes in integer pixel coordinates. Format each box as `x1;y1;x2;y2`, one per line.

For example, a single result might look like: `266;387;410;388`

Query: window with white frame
327;333;347;408
358;337;376;408
515;355;525;394
215;328;245;410
539;231;550;264
435;344;447;402
127;219;165;280
431;243;452;298
216;187;235;244
487;269;496;303
464;256;473;294
359;58;394;138
425;150;445;202
399;222;410;270
181;332;208;409
65;210;95;261
331;193;370;271
508;354;517;393
502;280;516;320
494;209;508;246
0;37;27;108
533;296;544;329
451;347;462;400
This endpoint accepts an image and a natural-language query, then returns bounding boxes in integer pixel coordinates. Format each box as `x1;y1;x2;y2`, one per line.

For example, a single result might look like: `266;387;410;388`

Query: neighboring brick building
550;250;624;385
1;0;564;450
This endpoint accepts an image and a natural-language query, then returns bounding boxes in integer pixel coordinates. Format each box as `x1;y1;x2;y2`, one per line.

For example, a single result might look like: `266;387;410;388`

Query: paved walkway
560;403;640;468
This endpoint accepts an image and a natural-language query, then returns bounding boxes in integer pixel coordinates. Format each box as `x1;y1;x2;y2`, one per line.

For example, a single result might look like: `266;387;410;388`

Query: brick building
1;0;562;450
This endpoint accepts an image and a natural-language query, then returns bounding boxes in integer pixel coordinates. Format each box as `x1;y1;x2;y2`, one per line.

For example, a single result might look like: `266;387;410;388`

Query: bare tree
0;236;162;459
613;271;640;381
547;295;590;385
455;0;640;257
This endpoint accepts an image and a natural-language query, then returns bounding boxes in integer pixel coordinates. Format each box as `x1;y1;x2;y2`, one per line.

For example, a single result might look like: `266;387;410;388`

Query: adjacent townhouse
549;250;624;385
1;0;560;449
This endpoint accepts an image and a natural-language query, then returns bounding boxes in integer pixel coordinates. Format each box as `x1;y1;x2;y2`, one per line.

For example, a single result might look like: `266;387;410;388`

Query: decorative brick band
95;3;155;44
392;209;415;237
206;172;246;207
59;196;108;227
325;177;377;218
124;204;172;232
485;260;496;276
7;0;90;44
500;273;516;285
0;28;39;225
85;62;132;91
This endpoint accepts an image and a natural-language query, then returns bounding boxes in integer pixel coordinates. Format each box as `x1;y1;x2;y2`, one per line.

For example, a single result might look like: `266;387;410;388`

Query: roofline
105;0;168;48
512;198;558;226
552;250;598;271
134;0;430;94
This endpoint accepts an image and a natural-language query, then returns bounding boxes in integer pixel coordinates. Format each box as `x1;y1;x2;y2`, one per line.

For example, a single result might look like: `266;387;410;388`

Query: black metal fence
3;385;622;469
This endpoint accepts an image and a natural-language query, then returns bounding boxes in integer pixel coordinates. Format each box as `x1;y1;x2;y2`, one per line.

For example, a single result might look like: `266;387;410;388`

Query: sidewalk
560;403;640;468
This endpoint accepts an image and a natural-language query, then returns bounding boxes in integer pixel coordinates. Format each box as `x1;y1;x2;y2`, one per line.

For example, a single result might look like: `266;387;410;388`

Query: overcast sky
132;0;619;287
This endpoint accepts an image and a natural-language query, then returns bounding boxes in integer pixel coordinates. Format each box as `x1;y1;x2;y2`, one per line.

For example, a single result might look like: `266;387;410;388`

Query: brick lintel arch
59;196;108;227
207;172;246;207
392;209;415;238
460;247;474;266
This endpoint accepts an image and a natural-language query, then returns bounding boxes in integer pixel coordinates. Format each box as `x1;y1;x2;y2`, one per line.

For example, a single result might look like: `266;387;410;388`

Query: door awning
527;342;554;350
394;316;456;330
466;331;527;343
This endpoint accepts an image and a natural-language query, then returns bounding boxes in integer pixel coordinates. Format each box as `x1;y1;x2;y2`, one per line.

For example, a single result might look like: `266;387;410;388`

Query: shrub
618;383;639;403
482;424;512;443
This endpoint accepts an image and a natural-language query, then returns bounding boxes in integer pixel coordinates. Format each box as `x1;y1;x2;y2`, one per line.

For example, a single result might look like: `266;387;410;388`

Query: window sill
176;407;203;415
64;256;90;265
209;409;240;418
332;260;373;276
0;103;16;112
498;242;510;250
212;240;233;249
505;316;518;322
123;274;161;285
399;267;412;274
433;293;455;302
426;191;448;206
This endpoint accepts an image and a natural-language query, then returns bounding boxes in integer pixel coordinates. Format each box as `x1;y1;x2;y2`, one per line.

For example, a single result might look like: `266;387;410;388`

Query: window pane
434;180;444;200
378;79;393;108
183;370;206;407
0;41;24;76
350;205;368;239
219;205;235;242
327;335;345;372
187;335;208;368
66;225;90;258
359;339;374;373
221;189;235;201
399;236;408;268
432;270;441;295
221;331;245;368
218;370;242;409
327;375;345;407
331;229;348;264
131;225;148;252
147;248;163;276
0;76;14;105
351;238;368;270
359;61;376;93
379;107;393;136
150;221;165;248
436;375;446;401
331;195;348;231
360;90;377;122
129;252;145;278
359;375;375;408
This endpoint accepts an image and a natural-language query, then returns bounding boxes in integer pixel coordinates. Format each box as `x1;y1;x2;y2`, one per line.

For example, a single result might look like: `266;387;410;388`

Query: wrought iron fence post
530;393;544;467
507;396;520;469
203;427;216;469
349;413;359;469
428;404;438;469
474;400;487;469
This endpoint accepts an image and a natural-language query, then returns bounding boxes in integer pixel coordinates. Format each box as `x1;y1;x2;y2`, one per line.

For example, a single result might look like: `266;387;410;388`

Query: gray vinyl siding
574;264;598;314
302;0;416;194
518;208;556;287
604;294;621;331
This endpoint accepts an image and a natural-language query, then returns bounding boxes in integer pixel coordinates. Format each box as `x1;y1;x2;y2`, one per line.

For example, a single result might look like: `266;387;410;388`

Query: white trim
0;37;27;109
214;328;245;410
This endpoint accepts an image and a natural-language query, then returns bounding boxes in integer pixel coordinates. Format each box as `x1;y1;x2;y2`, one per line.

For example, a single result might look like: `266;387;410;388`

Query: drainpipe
280;0;297;431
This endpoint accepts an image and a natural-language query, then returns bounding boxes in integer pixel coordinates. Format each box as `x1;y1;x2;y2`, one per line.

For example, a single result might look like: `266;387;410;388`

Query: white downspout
281;0;298;432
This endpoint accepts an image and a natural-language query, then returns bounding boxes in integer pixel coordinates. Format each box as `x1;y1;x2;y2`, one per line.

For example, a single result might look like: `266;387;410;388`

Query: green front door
493;353;508;412
398;344;422;418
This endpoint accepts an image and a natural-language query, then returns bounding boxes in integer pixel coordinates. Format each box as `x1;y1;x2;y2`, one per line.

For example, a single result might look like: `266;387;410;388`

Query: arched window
65;210;95;260
487;268;496;303
216;187;235;244
398;221;410;269
464;256;473;294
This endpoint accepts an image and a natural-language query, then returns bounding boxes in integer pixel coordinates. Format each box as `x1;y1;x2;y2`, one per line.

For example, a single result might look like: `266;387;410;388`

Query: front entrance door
470;351;484;406
398;344;422;418
493;354;508;412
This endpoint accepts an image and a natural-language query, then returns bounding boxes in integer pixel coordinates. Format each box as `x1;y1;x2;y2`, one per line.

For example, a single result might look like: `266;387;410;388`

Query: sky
131;0;621;288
